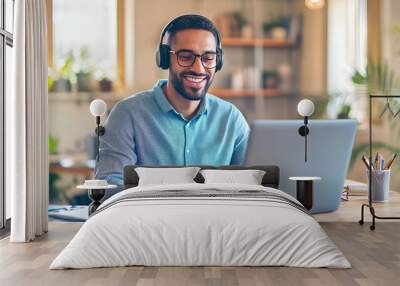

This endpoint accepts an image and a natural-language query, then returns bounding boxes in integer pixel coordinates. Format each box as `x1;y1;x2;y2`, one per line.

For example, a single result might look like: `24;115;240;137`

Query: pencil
375;152;380;170
386;153;397;170
376;153;382;170
362;155;370;169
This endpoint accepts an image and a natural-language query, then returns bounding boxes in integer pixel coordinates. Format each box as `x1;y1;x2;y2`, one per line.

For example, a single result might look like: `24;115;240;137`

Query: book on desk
342;179;368;201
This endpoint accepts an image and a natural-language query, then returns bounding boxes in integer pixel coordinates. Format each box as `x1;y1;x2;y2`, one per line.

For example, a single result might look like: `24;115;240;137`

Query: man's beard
171;71;213;101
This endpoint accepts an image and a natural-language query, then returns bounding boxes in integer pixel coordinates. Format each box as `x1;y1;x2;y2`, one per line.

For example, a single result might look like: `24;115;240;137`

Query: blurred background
45;0;400;209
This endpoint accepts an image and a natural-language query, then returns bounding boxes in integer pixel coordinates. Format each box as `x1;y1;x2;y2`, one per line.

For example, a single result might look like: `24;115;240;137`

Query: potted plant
50;51;74;92
262;16;290;39
232;12;252;38
76;47;95;92
330;92;352;119
337;103;352;119
99;76;113;92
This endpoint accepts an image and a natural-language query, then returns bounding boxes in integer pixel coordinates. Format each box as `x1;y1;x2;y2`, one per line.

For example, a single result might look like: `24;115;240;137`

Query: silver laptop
245;120;357;213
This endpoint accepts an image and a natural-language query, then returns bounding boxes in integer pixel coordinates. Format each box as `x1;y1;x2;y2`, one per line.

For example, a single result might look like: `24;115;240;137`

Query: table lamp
76;99;116;216
89;99;107;165
297;99;315;162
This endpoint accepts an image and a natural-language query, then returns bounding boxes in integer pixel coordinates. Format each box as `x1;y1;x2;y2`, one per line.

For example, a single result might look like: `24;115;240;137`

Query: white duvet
50;183;351;269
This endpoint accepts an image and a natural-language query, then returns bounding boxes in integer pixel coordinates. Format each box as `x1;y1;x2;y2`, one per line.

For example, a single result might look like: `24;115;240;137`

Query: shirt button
186;149;190;153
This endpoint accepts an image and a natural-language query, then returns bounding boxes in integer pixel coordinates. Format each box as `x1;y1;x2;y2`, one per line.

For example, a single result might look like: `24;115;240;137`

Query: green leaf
352;70;367;84
59;51;74;78
48;134;58;155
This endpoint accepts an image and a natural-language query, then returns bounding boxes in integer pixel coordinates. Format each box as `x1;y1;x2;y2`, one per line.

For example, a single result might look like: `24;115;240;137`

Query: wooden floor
1;195;400;286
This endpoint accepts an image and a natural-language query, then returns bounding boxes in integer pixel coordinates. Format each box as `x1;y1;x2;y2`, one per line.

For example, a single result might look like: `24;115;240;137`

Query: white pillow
200;169;266;185
135;167;200;186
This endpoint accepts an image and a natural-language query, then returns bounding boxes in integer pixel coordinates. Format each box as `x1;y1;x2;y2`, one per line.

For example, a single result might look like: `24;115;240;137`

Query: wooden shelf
48;92;126;102
222;37;296;48
209;88;283;97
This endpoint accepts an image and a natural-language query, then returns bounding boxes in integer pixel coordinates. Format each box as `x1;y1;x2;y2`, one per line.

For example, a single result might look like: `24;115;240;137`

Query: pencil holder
367;169;391;202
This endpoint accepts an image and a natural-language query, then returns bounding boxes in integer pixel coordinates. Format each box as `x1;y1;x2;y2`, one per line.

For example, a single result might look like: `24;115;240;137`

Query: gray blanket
92;189;309;217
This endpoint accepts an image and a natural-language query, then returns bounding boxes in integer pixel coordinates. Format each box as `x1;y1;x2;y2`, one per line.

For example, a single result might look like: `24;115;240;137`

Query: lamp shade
297;99;315;117
90;99;107;117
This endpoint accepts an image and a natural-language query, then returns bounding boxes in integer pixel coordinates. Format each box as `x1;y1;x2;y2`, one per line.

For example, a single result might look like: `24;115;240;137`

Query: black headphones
155;14;224;72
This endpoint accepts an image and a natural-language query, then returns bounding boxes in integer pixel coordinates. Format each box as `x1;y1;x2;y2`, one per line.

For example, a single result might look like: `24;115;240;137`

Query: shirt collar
153;79;174;113
153;79;209;117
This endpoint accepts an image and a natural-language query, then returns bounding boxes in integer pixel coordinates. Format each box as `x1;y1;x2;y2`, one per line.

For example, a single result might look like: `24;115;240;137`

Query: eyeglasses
169;49;219;69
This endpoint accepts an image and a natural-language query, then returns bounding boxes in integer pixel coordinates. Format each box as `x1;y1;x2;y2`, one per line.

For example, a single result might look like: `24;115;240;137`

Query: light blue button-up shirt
95;80;250;185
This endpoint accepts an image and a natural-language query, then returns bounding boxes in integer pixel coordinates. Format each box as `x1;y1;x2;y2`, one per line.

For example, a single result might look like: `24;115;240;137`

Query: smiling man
96;15;250;185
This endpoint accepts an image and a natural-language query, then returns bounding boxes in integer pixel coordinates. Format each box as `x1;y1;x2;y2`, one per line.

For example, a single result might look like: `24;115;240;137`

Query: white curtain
327;0;368;118
7;0;49;242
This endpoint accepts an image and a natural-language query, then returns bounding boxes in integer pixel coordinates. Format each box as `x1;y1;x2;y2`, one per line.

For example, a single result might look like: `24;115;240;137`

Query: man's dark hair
165;15;220;47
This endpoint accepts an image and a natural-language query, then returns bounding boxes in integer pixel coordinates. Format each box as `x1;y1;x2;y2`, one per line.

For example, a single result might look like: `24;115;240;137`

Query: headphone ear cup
216;49;224;72
155;46;162;68
156;44;170;70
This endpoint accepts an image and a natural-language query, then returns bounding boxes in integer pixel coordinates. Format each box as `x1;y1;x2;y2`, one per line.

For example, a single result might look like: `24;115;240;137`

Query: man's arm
230;110;250;165
95;102;137;185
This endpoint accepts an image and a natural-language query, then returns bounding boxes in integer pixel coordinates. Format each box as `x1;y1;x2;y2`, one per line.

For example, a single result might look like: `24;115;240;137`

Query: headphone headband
159;14;222;50
155;14;224;71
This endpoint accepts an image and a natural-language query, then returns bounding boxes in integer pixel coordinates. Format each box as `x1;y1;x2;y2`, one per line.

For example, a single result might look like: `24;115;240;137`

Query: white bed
50;183;350;269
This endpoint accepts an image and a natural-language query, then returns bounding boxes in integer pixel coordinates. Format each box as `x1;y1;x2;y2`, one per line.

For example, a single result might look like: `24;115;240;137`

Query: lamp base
289;177;321;211
88;189;106;215
296;180;313;210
